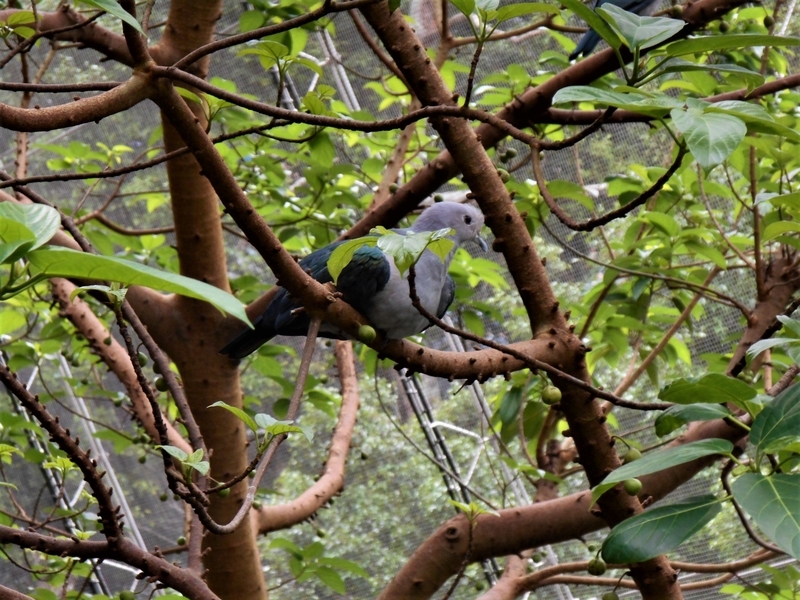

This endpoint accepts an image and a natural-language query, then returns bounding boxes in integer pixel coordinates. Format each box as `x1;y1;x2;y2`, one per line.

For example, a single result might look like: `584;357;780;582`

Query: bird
569;0;661;60
220;202;487;359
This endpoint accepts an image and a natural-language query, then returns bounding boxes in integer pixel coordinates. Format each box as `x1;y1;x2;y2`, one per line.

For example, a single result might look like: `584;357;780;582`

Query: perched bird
569;0;661;60
220;202;487;359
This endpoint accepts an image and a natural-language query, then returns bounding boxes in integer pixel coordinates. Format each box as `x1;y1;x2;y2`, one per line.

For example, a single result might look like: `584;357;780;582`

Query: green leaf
7;11;36;26
560;0;620;52
655;60;764;91
763;221;800;241
0;203;61;263
655;403;732;437
375;228;454;276
76;0;143;33
327;238;377;284
317;557;370;578
731;473;800;560
450;0;476;17
316;566;346;594
750;383;800;454
208;401;258;433
388;0;401;12
709;101;800;143
747;337;797;359
666;34;800;57
658;373;756;406
156;445;188;461
591;439;734;505
596;5;685;51
494;2;559;22
552;86;681;117
670;107;746;169
642;211;680;237
27;247;251;325
602;494;721;563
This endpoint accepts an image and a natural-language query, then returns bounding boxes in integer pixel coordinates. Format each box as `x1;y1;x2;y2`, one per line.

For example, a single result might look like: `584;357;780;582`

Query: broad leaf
27;247;251;325
208;401;258;433
671;107;746;169
666;34;800;57
450;0;476;17
552;86;680;117
327;238;377;285
596;5;685;51
655;60;764;91
0;203;60;250
602;494;721;563
750;383;800;454
731;473;800;560
76;0;143;33
374;227;454;276
494;2;559;22
591;439;734;505
560;0;620;52
655;403;732;437
658;373;755;407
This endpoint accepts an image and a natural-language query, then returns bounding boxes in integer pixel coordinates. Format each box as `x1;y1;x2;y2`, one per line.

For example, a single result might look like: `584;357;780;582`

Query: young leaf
658;373;756;407
666;34;800;57
27;247;251;326
156;445;188;462
327;238;377;284
76;0;143;33
0;203;60;250
731;473;800;560
591;439;734;505
208;401;258;433
602;494;721;563
596;5;685;51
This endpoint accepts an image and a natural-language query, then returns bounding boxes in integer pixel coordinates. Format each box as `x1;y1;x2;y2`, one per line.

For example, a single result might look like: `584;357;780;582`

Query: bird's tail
569;30;601;60
219;326;274;360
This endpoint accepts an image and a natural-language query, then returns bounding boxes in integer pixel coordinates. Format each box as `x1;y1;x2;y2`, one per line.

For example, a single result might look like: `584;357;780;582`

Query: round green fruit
176;536;187;546
218;488;230;497
623;448;642;463
496;168;511;183
103;336;113;346
602;593;620;600
358;325;377;344
541;385;562;405
154;376;168;392
120;592;135;600
138;454;146;464
624;478;643;496
764;15;775;27
137;352;148;367
388;183;399;193
159;492;168;502
505;148;518;158
719;21;730;32
588;557;607;576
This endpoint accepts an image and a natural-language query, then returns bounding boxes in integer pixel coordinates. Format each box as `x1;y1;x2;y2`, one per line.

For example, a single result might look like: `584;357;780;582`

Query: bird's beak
475;235;488;252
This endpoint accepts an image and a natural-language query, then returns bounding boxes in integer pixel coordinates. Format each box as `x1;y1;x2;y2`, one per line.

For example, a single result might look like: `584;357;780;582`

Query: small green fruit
218;487;230;497
496;168;511;183
588;557;606;576
154;376;168;392
316;528;326;538
623;448;642;463
388;183;399;193
159;492;168;502
103;336;113;346
176;536;187;546
499;151;510;163
505;148;517;158
113;398;123;407
602;593;620;600
474;581;487;591
531;552;543;562
671;5;683;16
764;15;775;27
433;194;444;202
120;592;136;600
586;542;599;552
137;352;148;366
719;21;730;32
252;500;262;510
358;324;377;344
624;478;643;496
138;454;146;464
541;385;562;405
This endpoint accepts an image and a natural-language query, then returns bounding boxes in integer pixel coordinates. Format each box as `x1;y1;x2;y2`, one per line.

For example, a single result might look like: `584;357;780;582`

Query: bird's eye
464;215;472;225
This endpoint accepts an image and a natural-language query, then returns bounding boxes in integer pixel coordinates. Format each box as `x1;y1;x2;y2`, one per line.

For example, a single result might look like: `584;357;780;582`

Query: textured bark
147;1;267;598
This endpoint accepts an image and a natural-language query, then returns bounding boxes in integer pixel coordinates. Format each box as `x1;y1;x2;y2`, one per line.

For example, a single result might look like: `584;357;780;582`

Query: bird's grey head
411;202;486;248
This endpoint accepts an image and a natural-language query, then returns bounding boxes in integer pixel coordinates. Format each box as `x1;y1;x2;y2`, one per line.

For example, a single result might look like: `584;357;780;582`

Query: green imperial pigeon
221;202;487;359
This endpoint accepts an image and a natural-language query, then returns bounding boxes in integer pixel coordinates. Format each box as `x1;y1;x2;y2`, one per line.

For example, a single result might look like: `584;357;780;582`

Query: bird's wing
436;275;456;319
335;244;391;316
